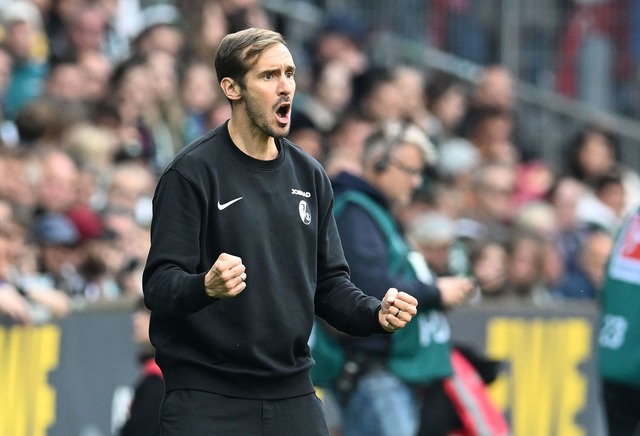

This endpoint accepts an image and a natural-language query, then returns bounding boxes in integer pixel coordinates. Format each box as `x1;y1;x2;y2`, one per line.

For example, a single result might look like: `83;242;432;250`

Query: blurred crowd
0;0;637;332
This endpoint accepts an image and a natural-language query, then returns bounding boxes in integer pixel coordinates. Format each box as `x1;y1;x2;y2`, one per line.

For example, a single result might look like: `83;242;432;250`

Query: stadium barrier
0;300;605;435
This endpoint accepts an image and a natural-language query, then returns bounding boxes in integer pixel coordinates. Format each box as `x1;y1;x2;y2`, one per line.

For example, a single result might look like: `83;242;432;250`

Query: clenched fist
378;288;418;332
205;253;247;299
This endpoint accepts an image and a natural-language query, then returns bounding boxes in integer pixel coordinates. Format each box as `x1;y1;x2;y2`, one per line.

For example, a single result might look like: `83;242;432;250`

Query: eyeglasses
388;159;424;178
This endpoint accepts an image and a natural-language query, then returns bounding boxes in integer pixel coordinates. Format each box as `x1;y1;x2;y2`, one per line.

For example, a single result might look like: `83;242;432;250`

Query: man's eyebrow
259;65;296;75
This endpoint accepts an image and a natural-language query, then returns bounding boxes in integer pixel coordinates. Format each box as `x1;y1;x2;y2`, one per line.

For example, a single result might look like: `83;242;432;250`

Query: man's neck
228;116;278;161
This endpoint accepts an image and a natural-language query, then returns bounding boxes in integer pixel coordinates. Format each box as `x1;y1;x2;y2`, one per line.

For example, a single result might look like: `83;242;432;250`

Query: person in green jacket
598;206;640;435
330;120;475;436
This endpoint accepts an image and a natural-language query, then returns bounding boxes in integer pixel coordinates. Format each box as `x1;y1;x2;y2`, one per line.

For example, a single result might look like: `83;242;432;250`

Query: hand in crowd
0;283;31;325
437;276;476;308
378;287;418;332
22;286;72;319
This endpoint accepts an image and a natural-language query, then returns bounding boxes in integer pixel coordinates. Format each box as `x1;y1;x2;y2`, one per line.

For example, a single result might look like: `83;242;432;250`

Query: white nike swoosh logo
217;197;243;210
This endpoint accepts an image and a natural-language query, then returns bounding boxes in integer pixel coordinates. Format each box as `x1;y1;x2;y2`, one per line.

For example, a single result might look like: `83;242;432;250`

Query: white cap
437;137;480;177
408;212;457;245
2;1;43;29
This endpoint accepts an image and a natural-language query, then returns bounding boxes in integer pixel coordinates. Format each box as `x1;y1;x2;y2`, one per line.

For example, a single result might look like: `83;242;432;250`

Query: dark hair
214;28;286;89
506;227;545;253
351;66;395;117
564;125;621;181
108;53;148;91
589;168;624;194
461;104;512;139
425;71;464;111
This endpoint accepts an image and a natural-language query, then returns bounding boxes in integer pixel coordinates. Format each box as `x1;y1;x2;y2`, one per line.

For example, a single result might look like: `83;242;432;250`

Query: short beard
243;91;289;139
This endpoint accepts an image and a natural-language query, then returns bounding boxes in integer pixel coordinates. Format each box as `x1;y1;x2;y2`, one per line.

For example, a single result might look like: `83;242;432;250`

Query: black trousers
160;389;330;436
602;380;640;436
417;379;462;436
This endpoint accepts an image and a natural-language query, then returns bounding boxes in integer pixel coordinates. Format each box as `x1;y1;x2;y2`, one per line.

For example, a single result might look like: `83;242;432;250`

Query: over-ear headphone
374;153;391;173
369;120;411;173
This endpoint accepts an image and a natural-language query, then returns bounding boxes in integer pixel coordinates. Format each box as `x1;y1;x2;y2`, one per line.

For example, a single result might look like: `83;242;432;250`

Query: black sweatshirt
143;122;385;400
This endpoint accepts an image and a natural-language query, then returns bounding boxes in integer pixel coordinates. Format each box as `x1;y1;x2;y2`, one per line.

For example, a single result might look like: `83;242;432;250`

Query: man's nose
278;75;295;95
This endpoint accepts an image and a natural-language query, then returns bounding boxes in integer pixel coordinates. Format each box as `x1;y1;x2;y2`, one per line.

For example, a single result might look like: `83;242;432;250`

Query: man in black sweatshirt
142;27;418;436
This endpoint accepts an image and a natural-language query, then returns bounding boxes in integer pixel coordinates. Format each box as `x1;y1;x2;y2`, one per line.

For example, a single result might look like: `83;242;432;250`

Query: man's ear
220;77;242;101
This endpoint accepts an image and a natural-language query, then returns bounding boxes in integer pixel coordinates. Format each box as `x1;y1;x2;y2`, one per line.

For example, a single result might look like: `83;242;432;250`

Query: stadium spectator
309;13;369;77
352;66;404;123
463;105;519;165
0;44;19;146
424;71;468;146
288;110;325;162
295;59;354;134
553;228;614;301
180;59;219;143
467;238;510;301
563;125;640;215
576;169;627;234
107;53;158;166
511;199;567;291
408;211;463;279
330;120;473;436
33;148;80;215
432;137;481;219
323;114;374;178
469;65;516;111
1;0;49;120
77;49;112;103
0;146;39;217
545;176;589;284
104;161;156;222
43;58;86;102
30;212;86;298
48;3;109;62
503;227;554;306
392;65;430;131
180;0;228;61
464;160;517;244
0;201;71;323
131;17;185;58
143;49;185;169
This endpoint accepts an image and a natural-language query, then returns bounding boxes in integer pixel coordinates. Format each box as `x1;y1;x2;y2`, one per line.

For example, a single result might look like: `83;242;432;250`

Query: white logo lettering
291;189;311;198
417;312;451;346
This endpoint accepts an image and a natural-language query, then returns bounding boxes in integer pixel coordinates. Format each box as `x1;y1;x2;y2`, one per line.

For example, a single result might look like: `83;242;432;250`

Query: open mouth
275;102;291;124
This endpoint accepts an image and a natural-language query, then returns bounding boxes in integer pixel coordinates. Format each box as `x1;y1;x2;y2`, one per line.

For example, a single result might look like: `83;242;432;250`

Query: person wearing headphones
328;120;475;436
